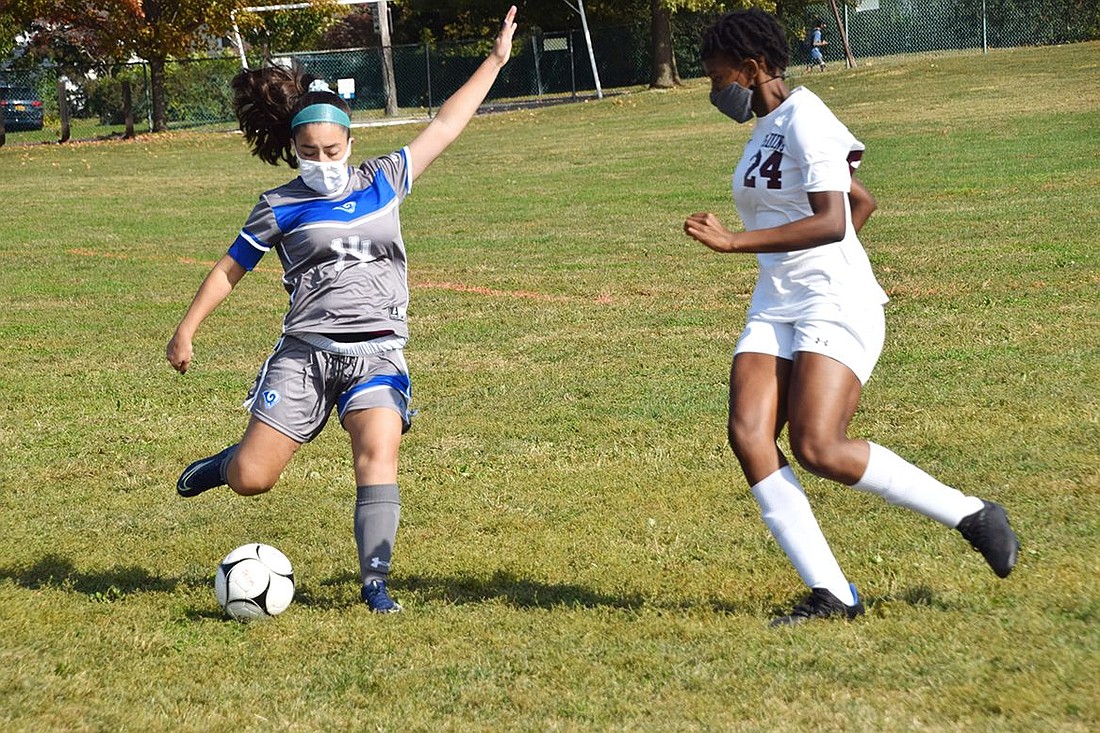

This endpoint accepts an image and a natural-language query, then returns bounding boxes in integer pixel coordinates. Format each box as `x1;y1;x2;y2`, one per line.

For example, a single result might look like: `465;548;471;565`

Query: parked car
1;85;44;132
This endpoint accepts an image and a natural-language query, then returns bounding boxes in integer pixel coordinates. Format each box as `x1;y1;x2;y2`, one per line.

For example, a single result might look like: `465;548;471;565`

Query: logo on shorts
261;389;281;409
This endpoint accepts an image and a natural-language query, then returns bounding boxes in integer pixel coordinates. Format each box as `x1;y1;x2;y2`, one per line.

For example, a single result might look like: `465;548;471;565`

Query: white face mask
296;148;351;195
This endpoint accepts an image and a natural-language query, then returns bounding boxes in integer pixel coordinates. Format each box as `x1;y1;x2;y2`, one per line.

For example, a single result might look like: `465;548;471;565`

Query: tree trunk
149;56;168;133
650;0;676;89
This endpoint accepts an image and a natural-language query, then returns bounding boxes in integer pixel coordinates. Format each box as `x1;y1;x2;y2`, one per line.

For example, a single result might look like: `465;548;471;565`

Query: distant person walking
684;8;1019;625
167;7;520;614
805;18;828;72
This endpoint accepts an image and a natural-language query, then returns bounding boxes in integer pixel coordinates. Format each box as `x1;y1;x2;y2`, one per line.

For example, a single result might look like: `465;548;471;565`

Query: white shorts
734;305;886;384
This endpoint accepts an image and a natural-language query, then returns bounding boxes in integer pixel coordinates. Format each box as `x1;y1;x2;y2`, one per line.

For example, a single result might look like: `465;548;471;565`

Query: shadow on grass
765;584;959;619
404;570;647;610
867;585;957;612
0;553;185;600
298;569;746;614
0;555;957;620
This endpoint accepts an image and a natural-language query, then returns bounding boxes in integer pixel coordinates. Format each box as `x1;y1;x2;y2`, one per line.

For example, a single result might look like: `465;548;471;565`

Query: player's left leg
787;351;1019;578
339;351;412;613
785;351;869;486
345;406;404;613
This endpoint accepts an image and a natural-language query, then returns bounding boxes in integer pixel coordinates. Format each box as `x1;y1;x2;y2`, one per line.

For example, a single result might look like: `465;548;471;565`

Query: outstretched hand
492;6;519;66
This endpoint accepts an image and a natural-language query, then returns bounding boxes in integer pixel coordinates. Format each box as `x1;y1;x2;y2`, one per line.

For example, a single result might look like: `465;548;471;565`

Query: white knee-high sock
751;465;855;605
851;442;983;527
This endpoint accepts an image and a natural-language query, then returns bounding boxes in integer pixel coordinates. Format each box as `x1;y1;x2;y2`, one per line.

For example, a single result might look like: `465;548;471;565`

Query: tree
237;3;342;56
650;0;679;87
0;10;24;62
396;0;642;44
6;0;246;131
651;1;773;89
107;1;245;131
318;7;378;49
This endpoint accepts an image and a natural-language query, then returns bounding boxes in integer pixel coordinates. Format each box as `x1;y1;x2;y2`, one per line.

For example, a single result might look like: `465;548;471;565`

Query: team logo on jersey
334;201;356;214
261;389;281;409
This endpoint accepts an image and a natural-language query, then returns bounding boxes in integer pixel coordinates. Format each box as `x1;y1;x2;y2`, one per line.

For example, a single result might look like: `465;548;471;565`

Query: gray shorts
244;336;413;444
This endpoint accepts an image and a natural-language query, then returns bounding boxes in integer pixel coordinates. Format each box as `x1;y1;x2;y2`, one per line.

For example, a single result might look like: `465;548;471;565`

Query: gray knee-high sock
355;484;401;585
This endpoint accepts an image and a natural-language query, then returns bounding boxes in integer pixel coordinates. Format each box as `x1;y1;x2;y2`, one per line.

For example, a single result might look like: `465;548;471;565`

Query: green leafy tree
0;10;22;61
237;3;342;56
5;0;246;131
657;2;838;87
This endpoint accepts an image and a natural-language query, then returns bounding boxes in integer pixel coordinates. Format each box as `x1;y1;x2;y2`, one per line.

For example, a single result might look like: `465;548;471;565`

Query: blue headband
291;103;351;130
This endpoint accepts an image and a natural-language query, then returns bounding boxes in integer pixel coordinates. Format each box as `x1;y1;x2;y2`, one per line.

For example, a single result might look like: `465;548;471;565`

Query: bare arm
166;254;248;373
684;190;848;254
849;175;877;233
407;5;517;182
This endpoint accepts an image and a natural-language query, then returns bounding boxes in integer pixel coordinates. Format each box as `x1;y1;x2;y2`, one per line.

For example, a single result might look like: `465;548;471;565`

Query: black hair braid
701;8;790;74
231;65;320;168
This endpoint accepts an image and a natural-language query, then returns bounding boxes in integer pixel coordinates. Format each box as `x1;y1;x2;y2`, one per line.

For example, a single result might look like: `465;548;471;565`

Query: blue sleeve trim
227;230;269;271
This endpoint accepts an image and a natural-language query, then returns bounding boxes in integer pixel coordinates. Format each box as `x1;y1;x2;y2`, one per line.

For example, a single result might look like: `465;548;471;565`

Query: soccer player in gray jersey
167;6;520;614
684;9;1020;625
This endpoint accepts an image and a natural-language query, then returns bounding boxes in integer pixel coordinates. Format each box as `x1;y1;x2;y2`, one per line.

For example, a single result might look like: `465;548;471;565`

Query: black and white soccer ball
215;543;295;622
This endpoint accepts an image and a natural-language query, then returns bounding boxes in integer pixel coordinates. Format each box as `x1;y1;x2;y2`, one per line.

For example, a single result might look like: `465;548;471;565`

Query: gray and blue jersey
229;147;413;340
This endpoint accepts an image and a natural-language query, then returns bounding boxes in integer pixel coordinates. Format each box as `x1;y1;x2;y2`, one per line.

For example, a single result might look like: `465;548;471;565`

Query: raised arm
166;255;248;373
408;5;518;182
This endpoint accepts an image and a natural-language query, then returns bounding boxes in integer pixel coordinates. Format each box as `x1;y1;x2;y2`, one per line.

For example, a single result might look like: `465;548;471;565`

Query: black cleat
176;444;236;498
770;585;865;627
956;500;1020;578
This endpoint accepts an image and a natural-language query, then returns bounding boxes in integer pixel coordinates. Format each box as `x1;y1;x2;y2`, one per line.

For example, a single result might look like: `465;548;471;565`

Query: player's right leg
176;417;300;497
177;443;238;497
227;417;301;496
178;336;313;498
729;340;861;623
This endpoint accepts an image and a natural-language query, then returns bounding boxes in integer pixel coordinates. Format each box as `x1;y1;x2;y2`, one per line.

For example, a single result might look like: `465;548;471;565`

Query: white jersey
732;86;887;319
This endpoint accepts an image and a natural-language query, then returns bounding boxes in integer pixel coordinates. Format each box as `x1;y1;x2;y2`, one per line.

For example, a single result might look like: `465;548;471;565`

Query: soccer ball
215;543;295;622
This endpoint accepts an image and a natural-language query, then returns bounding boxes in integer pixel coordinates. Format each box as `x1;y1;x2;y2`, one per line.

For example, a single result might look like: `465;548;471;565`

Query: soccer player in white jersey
683;9;1020;625
166;6;520;614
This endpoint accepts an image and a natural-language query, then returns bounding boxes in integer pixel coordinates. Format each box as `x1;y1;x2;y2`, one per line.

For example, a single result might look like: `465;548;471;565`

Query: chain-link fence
2;0;1095;147
276;23;650;119
0;58;243;146
789;0;1099;69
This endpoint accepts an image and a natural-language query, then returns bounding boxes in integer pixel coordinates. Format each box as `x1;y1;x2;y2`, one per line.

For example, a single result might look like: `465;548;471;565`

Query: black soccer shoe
956;500;1020;578
770;585;865;627
176;444;236;498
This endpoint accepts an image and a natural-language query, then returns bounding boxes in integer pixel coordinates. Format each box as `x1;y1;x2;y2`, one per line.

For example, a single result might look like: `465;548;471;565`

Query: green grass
1;42;1098;731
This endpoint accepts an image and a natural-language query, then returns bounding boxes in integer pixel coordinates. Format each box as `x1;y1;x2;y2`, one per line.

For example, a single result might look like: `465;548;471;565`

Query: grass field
1;42;1098;731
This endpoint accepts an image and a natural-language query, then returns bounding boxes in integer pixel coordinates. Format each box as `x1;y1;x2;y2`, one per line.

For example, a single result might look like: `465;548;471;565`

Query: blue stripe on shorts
337;373;412;417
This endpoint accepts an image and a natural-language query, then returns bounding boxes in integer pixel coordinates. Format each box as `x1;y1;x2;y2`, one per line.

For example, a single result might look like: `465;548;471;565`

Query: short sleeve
228;195;280;271
361;147;413;202
788;98;862;194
